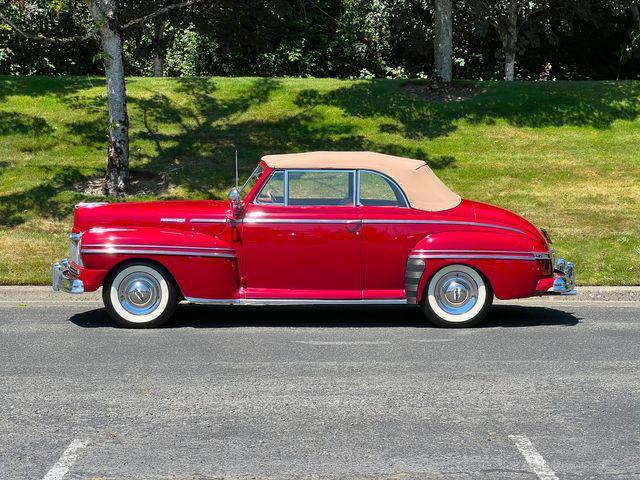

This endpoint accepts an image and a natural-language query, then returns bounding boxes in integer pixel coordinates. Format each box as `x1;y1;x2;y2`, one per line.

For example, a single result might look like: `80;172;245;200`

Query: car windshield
239;164;264;199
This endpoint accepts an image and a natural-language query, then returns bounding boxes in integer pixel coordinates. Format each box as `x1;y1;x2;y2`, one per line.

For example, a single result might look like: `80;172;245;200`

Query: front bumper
52;259;84;294
547;257;576;295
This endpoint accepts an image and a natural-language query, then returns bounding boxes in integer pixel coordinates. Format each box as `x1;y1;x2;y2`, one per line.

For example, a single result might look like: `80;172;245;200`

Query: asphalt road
1;299;639;479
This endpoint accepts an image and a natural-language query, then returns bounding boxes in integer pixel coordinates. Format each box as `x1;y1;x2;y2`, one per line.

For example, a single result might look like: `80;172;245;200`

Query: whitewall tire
103;261;178;328
421;264;493;327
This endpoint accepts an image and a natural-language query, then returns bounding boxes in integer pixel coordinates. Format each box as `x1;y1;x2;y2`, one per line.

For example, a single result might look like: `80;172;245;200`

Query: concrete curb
1;286;639;303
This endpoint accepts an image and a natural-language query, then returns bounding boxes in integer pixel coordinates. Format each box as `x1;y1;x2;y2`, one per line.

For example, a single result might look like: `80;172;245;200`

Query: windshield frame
239;164;265;200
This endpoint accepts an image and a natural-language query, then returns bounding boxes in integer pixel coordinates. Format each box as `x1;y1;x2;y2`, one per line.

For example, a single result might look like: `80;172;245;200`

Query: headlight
69;232;84;267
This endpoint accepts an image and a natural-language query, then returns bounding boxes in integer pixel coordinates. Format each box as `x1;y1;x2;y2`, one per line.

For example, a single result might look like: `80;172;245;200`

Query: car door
241;169;362;300
357;170;435;300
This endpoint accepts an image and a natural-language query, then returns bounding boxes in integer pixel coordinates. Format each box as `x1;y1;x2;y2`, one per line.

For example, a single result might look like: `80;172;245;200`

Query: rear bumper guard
546;258;576;295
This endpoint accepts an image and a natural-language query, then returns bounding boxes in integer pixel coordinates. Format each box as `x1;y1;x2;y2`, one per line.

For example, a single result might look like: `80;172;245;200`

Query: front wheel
421;264;493;327
103;261;178;328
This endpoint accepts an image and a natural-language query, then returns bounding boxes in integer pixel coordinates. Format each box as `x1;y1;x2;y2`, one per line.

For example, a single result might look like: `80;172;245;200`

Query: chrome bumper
52;259;84;294
549;258;576;295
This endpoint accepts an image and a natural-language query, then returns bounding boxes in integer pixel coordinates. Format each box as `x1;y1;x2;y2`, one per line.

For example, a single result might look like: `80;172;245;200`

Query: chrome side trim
409;253;547;261
410;250;551;260
405;257;426;304
363;219;524;233
160;218;186;223
81;248;235;258
81;244;232;251
184;297;408;306
240;218;523;233
189;218;228;224
244;218;361;224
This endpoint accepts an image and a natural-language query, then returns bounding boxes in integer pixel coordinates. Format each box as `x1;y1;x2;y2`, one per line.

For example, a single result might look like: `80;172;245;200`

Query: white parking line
509;435;559;480
293;340;391;345
42;439;89;480
410;338;455;343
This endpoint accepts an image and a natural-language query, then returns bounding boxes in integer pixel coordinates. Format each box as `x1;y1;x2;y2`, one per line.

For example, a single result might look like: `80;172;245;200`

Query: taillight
69;232;84;267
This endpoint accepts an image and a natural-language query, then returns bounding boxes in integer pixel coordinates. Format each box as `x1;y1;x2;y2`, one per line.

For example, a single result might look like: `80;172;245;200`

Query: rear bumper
537;257;576;295
52;259;84;294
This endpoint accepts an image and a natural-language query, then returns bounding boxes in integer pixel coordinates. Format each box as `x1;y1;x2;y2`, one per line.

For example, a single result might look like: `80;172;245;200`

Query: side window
358;171;407;207
287;170;355;206
256;170;285;204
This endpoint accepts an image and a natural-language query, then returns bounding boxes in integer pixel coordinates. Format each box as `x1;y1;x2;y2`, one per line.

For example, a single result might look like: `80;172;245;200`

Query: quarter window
358;171;407;207
287;170;355;206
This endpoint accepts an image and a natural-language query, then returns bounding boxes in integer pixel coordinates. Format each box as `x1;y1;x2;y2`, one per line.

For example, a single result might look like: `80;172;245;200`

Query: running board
184;297;410;306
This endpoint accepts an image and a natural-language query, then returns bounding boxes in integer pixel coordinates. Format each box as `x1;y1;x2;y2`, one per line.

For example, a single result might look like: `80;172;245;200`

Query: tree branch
0;10;97;43
122;0;203;30
0;0;204;43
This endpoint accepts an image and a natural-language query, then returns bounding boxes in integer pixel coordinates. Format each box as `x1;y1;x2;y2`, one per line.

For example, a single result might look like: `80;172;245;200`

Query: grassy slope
0;76;639;285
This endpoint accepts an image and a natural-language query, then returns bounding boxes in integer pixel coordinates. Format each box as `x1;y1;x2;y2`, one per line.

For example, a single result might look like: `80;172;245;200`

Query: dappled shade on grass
0;76;638;285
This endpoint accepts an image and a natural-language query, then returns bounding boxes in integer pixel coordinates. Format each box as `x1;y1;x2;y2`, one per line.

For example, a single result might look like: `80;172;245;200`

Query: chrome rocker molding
52;259;84;294
184;297;408;306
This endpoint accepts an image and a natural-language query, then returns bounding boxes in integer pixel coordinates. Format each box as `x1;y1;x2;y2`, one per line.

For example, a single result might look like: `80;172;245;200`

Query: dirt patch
402;81;479;102
72;170;168;196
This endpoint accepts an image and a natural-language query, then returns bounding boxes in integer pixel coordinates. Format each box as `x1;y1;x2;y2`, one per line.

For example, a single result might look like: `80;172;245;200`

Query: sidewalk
1;286;639;303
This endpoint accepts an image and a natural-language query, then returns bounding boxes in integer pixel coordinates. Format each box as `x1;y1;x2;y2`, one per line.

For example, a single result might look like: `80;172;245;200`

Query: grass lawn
0;76;639;285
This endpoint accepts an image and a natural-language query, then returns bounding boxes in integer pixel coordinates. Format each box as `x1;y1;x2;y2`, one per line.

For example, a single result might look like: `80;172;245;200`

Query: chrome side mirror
228;186;243;217
228;186;240;205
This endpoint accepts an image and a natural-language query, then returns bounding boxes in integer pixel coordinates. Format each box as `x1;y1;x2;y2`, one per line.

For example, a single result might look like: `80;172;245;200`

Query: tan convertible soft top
261;151;461;212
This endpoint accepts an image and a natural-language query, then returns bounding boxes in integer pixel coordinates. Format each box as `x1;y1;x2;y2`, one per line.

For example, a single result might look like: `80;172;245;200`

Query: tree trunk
503;0;518;81
434;0;453;82
504;43;516;81
153;20;165;77
92;0;129;196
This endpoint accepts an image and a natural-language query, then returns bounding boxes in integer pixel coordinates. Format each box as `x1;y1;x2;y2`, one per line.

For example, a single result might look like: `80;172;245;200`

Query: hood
73;200;230;232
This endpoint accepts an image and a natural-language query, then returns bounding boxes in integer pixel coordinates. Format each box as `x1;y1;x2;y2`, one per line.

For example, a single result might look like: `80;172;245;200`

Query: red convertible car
53;151;575;328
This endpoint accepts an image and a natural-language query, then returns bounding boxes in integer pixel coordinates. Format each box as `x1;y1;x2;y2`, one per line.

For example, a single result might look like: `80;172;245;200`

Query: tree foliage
1;0;638;79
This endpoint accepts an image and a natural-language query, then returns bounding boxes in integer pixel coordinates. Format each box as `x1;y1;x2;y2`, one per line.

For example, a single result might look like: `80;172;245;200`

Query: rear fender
80;226;239;299
408;231;550;302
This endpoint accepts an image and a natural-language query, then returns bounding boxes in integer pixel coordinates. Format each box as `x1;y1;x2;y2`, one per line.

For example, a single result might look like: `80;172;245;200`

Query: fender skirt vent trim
405;257;426;304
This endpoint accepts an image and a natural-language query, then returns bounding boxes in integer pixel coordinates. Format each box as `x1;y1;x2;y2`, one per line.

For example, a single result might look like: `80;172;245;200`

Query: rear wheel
421;264;493;327
103;261;178;328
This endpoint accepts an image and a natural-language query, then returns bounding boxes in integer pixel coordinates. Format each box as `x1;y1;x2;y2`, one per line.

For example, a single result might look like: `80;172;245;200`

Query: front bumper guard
52;259;84;294
548;258;576;295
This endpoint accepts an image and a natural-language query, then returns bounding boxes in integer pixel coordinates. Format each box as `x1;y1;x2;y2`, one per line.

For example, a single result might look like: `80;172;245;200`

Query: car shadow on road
69;303;580;329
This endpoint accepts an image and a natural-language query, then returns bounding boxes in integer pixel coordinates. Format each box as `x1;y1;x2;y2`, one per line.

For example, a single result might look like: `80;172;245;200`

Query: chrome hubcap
435;272;478;315
118;272;161;315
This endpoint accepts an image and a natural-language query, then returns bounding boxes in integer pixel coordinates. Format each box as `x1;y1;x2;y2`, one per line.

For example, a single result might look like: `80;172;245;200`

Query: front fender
79;226;239;299
408;231;551;302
